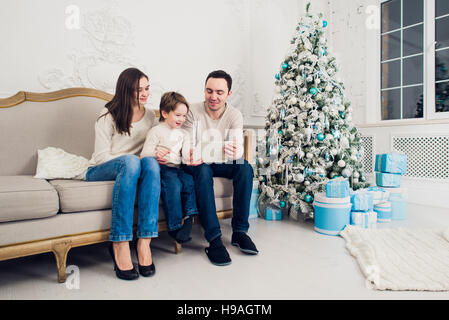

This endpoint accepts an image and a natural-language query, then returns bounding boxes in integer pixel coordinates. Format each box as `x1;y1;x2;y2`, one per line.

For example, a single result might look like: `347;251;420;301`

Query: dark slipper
204;245;232;266
231;232;259;255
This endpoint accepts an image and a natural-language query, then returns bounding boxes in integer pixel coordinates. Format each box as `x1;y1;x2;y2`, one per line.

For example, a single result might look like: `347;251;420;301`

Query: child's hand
156;147;170;165
186;148;203;166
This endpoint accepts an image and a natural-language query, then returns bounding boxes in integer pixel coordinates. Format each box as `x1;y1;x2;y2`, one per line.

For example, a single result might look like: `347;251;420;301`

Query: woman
86;68;159;280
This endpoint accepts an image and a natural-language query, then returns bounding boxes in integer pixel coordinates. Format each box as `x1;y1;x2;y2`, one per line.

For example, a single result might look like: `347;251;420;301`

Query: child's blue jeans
159;164;198;231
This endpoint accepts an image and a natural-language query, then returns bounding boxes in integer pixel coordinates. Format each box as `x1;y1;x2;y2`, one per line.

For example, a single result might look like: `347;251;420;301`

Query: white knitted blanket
340;225;449;291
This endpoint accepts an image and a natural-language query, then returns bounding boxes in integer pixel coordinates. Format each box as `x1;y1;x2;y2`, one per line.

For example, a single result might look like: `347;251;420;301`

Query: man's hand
186;148;203;166
156;147;170;165
223;141;237;159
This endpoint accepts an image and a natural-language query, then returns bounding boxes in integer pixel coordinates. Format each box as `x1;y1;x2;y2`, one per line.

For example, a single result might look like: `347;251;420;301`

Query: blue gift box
376;172;402;187
350;211;377;229
313;193;351;236
249;182;259;219
374;201;392;222
367;186;390;204
263;206;283;221
325;178;350;198
375;153;407;174
350;190;374;212
382;187;407;220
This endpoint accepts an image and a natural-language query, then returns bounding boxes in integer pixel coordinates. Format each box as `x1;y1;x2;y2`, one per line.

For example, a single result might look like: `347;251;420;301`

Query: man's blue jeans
160;165;198;232
85;155;160;242
183;160;254;243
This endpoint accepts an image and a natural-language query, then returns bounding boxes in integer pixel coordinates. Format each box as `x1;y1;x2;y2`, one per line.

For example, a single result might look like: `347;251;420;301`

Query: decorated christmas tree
255;4;370;220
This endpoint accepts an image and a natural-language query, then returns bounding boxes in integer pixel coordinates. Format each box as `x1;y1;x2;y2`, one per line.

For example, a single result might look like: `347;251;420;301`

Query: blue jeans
183;160;254;242
160;165;198;231
85;155;160;242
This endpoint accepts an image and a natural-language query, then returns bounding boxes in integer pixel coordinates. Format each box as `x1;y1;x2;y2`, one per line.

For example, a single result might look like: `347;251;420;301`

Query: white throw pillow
34;147;89;180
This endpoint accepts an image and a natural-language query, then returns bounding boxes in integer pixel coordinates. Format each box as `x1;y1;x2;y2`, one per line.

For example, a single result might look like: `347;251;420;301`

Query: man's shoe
205;245;232;266
231;232;259;255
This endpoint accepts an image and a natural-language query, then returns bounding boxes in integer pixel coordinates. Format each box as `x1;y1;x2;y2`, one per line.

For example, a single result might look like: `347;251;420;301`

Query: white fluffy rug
340;225;449;291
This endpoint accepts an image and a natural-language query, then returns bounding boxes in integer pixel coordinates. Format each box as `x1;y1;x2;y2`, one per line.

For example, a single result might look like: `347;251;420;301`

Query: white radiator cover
359;123;449;209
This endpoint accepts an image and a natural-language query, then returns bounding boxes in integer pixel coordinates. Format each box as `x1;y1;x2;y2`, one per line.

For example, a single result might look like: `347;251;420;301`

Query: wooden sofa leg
51;240;72;283
174;241;182;254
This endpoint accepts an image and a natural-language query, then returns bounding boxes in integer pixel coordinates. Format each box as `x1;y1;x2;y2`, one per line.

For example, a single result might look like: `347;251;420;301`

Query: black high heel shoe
108;242;139;280
135;242;156;277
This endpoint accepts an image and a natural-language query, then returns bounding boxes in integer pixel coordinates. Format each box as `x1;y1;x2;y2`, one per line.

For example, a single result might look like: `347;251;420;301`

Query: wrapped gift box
374;201;392;222
325;178;350;198
249;181;259;219
350;210;377;229
390;197;407;220
262;206;283;221
375;153;407;174
350;190;374;212
367;186;390;205
313;193;351;236
376;172;402;187
382;187;407;220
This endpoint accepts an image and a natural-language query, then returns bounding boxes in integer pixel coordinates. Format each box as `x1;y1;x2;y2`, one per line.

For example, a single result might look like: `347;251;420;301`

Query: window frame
379;0;449;123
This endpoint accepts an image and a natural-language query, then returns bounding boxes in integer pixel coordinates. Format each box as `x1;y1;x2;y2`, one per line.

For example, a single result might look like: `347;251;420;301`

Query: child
141;92;198;243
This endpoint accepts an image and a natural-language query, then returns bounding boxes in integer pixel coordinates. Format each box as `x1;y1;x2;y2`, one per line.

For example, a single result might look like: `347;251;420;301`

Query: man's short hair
205;70;232;92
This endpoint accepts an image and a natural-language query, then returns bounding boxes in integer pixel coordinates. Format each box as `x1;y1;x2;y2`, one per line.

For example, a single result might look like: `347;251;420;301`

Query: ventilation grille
392;135;449;180
361;135;375;174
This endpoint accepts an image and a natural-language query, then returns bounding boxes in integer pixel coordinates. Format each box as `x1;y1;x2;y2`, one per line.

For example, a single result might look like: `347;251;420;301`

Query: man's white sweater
182;102;244;163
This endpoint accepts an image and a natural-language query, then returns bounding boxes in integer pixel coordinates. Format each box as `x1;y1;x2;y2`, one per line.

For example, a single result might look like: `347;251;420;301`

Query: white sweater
182;102;244;163
140;121;191;167
88;107;156;167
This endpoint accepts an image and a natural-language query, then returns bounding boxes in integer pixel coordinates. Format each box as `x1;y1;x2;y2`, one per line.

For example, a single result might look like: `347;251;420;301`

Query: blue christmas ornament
339;111;346;119
320;48;326;56
282;62;289;70
332;130;341;139
280;201;286;208
305;194;313;203
275;73;280;80
317;133;325;141
309;87;318;95
323;20;328;28
278;129;283;135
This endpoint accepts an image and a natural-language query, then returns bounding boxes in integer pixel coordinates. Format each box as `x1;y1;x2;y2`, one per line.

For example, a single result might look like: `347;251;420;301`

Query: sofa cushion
49;179;114;213
49;177;233;213
0;176;59;222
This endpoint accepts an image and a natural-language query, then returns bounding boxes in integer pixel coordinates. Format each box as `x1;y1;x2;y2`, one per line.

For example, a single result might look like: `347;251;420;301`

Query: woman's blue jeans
159;165;198;232
85;155;160;242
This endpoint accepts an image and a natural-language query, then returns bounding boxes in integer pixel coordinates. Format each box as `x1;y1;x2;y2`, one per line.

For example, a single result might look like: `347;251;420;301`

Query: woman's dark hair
100;68;148;135
159;92;190;122
205;70;232;91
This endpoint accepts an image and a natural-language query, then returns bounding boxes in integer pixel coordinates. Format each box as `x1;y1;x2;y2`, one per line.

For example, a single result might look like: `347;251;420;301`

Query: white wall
0;0;303;126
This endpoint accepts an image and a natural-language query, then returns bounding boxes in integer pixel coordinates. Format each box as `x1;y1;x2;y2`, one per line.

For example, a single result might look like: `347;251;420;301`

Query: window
381;0;424;120
380;0;449;121
435;0;449;114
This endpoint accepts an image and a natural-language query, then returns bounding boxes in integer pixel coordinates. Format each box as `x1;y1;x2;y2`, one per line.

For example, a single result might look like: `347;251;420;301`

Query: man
182;70;258;266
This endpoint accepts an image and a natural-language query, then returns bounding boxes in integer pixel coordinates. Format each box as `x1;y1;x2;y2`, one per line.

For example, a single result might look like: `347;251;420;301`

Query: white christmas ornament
338;160;346;167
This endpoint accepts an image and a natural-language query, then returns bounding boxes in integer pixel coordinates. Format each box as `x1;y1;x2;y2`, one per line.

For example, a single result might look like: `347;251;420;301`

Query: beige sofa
0;88;253;283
